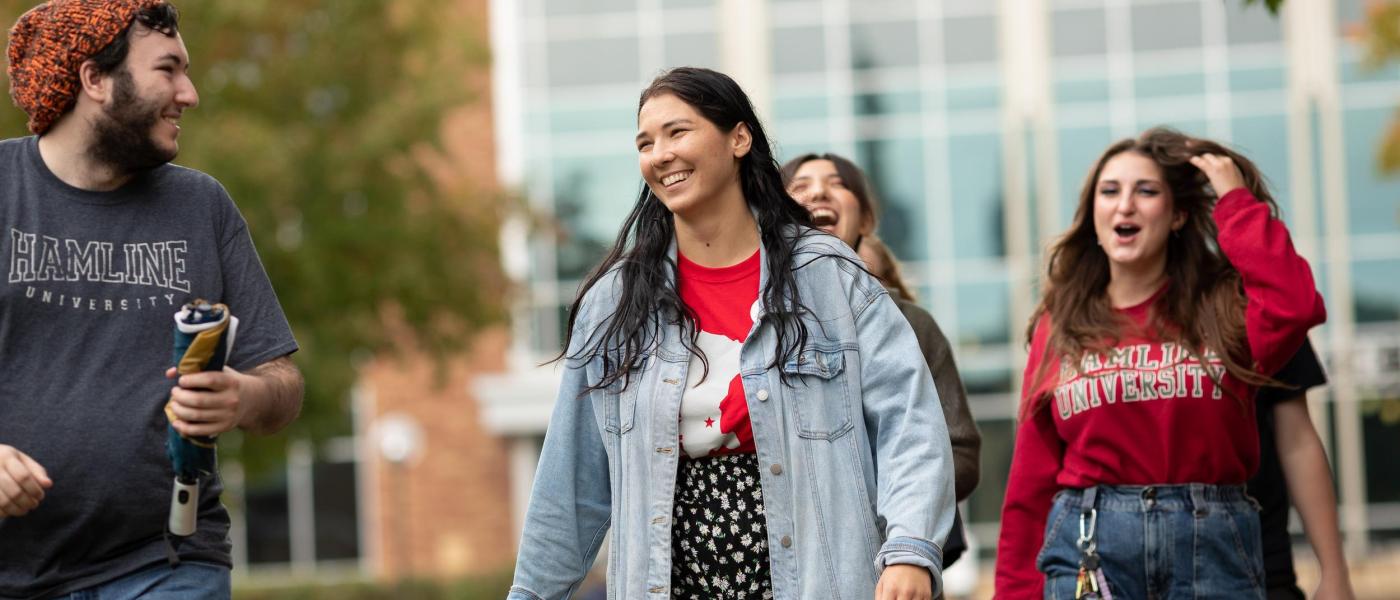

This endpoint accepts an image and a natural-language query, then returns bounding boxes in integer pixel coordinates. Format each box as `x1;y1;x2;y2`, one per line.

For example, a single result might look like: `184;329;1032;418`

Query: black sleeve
1256;338;1326;406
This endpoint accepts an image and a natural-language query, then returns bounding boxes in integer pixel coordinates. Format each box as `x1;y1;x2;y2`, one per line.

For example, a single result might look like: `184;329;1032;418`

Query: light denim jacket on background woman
507;228;957;600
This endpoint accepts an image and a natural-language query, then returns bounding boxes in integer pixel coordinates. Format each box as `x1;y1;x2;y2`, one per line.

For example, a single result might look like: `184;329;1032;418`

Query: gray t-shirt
0;136;298;599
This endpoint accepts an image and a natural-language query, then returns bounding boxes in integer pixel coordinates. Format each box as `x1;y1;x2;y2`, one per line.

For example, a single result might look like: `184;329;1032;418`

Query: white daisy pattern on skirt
670;454;773;599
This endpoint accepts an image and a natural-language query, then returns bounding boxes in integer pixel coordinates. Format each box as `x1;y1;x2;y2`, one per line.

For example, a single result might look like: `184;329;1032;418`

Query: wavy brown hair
858;235;919;302
1022;127;1282;418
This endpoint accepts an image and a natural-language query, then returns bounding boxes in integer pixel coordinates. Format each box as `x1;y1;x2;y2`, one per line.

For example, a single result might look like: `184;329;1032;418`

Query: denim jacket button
652;516;666;524
648;586;665;594
770;463;783;475
756;389;769;401
780;535;792;548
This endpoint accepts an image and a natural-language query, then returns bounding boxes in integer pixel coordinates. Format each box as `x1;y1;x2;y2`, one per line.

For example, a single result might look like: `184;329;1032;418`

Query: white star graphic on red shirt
679;330;744;458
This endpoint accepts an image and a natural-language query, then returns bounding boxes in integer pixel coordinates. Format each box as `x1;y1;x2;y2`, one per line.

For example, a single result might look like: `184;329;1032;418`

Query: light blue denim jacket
508;228;956;600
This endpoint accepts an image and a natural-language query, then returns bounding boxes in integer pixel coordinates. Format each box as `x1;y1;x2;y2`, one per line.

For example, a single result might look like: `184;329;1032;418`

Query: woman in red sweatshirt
995;128;1326;599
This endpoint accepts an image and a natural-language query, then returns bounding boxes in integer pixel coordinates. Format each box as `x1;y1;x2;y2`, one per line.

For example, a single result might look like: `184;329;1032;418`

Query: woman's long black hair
562;67;822;393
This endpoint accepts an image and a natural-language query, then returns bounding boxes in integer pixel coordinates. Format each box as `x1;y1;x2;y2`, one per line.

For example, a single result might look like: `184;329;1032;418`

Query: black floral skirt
670;453;774;599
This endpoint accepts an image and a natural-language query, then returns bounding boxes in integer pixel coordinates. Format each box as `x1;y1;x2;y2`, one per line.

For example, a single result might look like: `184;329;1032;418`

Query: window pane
1133;72;1207;99
1344;108;1400;236
948;132;1004;259
1228;66;1286;92
956;279;1011;346
312;461;359;560
1228;114;1291;217
1336;0;1365;36
1339;58;1400;86
551;106;634;134
547;38;639;87
1051;8;1107;57
854;90;921;116
942;16;999;65
851;21;919;69
530;304;564;355
963;366;1014;396
946;83;1000;111
773;91;831;121
546;0;635;16
665;33;719;70
245;477;291;564
774;138;835;162
965;418;1014;523
1054;77;1110;105
1353;259;1400;324
1055;125;1113;229
551;154;639;279
857;138;928;260
1135;118;1207;139
1224;0;1282;45
1363;399;1400;503
526;42;551;89
773;26;826;74
1130;3;1202;52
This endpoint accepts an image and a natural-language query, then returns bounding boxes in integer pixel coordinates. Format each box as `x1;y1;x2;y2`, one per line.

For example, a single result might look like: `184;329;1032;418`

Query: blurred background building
1;0;1395;597
477;0;1400;596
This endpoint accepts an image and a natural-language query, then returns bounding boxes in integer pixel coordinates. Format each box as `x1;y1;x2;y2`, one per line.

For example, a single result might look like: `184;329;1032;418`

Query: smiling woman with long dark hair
996;128;1327;599
506;67;956;600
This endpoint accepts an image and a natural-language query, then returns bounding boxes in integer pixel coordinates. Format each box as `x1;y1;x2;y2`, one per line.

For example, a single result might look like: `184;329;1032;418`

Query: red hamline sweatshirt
994;188;1327;598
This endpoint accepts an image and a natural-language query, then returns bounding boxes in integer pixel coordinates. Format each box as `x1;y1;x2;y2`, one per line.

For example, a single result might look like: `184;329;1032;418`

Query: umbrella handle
168;477;199;537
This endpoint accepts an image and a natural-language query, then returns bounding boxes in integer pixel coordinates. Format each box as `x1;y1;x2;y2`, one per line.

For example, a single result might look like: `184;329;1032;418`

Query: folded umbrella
165;300;239;537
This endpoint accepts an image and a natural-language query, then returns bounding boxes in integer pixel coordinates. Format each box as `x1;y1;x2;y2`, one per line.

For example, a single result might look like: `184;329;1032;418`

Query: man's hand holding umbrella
165;368;251;438
165;301;239;537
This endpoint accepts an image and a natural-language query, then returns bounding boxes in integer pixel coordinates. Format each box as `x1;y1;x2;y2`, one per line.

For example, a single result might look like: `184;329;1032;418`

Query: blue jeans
56;561;230;600
1036;484;1265;600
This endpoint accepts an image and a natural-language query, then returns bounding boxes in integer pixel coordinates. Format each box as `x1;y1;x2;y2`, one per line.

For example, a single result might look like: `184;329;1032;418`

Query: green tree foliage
1241;0;1286;16
1357;0;1400;173
1244;0;1400;174
0;1;508;474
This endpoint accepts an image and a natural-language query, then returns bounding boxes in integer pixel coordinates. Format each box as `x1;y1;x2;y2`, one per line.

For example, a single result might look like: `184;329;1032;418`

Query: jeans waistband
1060;483;1253;513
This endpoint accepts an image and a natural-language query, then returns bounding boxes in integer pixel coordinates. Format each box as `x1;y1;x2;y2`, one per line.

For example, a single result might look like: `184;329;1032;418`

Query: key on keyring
1075;554;1113;600
1076;554;1107;599
1094;568;1114;600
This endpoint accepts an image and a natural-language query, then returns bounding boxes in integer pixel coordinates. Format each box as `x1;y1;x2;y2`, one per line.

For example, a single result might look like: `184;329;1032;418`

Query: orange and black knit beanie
7;0;164;135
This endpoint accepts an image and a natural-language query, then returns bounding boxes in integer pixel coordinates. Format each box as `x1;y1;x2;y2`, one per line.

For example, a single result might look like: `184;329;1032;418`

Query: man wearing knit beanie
0;2;303;599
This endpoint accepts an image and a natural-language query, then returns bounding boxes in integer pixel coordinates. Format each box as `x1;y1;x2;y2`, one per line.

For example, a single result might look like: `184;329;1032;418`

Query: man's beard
89;69;175;175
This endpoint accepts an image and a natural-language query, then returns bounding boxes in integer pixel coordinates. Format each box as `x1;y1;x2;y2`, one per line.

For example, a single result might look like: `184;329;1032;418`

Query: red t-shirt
676;249;760;459
994;189;1328;598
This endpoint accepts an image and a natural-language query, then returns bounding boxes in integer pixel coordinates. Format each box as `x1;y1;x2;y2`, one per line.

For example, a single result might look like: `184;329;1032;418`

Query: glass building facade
485;0;1400;559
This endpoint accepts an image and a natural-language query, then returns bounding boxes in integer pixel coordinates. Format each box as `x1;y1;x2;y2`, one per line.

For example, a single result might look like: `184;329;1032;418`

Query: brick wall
355;0;513;580
358;327;515;579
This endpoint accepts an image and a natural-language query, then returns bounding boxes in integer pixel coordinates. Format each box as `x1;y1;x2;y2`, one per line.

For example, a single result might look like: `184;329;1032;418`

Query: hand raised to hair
1188;153;1246;198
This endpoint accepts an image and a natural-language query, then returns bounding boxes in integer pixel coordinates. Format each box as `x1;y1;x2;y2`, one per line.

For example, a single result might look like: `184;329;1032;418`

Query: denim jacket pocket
782;346;854;440
601;360;643;435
